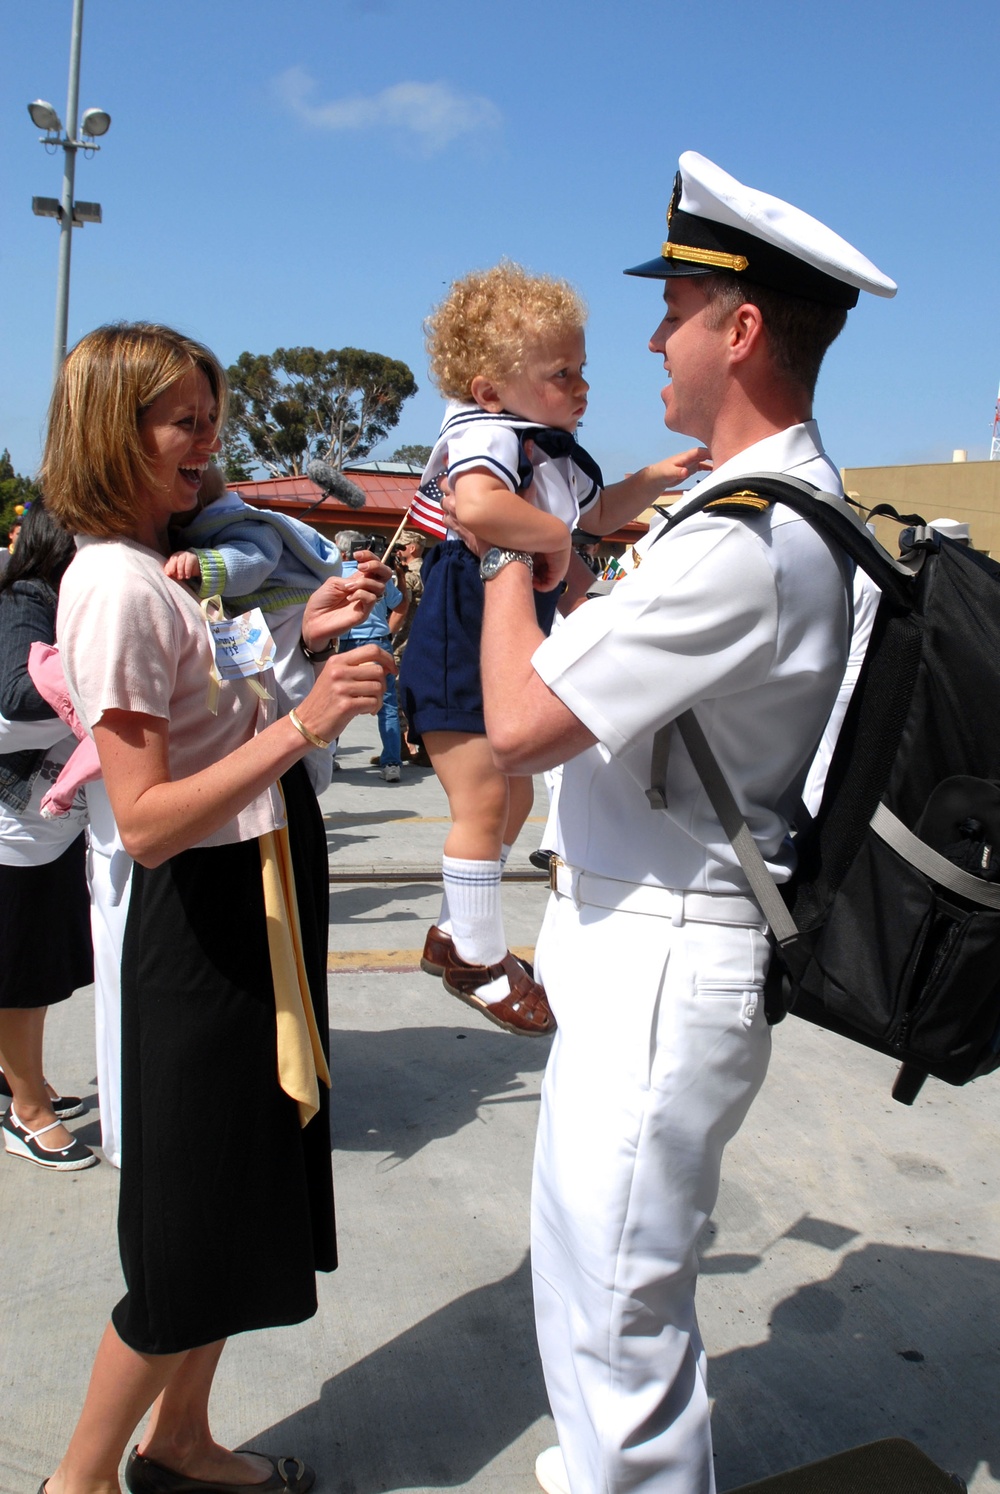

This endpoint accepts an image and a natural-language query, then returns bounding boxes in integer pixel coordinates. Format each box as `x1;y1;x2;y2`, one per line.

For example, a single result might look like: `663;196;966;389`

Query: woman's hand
302;555;391;650
295;643;393;744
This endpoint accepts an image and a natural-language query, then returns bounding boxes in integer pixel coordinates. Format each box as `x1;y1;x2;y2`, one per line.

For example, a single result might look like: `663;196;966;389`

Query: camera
350;534;387;559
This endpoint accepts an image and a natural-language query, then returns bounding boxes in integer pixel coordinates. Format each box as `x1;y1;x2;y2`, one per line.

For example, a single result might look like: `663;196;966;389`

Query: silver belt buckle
549;854;564;894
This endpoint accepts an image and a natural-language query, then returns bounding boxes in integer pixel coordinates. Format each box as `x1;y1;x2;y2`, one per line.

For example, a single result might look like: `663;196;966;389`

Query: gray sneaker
381;763;401;783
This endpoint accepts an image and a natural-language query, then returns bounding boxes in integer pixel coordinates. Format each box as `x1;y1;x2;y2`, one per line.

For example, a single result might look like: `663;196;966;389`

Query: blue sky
3;0;999;484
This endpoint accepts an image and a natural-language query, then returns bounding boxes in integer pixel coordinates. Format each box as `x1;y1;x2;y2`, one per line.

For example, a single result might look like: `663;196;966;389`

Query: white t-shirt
0;725;88;866
532;422;851;894
427;402;601;542
58;537;283;848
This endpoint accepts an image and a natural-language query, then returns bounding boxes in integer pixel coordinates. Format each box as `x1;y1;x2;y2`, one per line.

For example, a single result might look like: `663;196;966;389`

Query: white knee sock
442;854;514;1002
440;847;510;940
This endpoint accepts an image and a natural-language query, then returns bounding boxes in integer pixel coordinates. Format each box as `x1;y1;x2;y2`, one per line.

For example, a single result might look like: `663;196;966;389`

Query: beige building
841;454;1000;557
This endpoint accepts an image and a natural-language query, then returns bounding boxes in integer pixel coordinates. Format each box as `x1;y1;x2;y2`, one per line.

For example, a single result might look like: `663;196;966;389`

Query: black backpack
649;473;1000;1105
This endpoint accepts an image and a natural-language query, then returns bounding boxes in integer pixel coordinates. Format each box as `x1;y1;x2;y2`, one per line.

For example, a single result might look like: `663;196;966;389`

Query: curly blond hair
425;261;587;401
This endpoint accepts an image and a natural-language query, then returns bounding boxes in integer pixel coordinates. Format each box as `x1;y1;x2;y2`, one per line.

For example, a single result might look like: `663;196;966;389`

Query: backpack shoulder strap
674;710;801;949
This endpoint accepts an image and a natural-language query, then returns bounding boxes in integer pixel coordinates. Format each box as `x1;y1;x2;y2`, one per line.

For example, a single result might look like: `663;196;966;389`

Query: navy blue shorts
399;540;560;739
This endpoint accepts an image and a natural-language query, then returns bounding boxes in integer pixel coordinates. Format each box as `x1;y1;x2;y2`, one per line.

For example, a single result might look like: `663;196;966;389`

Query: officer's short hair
700;273;848;400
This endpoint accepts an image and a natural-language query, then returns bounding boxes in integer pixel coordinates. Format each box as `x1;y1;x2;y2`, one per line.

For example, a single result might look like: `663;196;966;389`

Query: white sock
442;855;513;1001
500;842;512;870
436;884;452;937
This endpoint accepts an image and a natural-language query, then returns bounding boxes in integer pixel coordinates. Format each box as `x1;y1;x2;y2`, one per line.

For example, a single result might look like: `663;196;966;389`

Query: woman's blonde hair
425;261;587;401
42;322;228;537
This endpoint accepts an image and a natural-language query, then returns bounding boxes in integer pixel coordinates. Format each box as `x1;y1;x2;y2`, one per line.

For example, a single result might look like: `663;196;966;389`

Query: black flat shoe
125;1449;315;1494
0;1070;84;1119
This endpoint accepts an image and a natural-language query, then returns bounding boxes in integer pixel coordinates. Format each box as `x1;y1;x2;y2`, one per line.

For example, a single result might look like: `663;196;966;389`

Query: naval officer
471;152;896;1492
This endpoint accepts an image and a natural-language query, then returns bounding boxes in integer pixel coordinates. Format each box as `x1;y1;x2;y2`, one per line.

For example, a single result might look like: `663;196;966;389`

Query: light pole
28;0;111;387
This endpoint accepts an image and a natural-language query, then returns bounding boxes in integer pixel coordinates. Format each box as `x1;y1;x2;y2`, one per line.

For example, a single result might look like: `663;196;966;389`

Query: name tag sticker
207;609;275;679
200;597;275;713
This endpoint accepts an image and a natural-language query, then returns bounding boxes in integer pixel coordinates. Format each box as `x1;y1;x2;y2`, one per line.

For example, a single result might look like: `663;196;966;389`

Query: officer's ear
727;302;766;366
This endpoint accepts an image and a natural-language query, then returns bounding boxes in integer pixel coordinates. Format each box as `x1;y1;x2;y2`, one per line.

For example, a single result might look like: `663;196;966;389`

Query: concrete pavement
1;709;998;1492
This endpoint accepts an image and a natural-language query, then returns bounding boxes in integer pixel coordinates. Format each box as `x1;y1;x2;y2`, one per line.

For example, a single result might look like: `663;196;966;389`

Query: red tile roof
231;470;671;543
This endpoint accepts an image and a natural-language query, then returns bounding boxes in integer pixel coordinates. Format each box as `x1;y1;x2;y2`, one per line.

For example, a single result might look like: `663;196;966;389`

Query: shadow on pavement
710;1243;1000;1490
247;1255;547;1493
328;883;439;926
328;1023;549;1162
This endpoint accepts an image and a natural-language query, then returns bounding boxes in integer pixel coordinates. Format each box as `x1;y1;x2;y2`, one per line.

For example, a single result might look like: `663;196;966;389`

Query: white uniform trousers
85;781;133;1170
532;885;772;1493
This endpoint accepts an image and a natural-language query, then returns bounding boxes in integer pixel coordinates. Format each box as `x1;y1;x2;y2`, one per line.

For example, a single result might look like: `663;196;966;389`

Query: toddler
399;261;709;1034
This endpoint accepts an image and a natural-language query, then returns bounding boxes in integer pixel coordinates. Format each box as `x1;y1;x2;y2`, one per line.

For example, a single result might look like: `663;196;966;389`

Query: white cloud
272;67;502;154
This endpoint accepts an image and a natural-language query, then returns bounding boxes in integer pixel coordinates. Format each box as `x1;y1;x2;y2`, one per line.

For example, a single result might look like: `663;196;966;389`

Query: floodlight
81;108;111;138
72;201;102;226
28;99;62;132
32;197;62;220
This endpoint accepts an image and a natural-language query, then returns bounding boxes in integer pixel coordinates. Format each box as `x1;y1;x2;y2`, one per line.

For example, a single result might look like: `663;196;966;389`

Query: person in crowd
333;529;360;561
39;321;392;1494
337;533;407;782
0;498;95;1170
389;528;426;665
399;260;707;1037
465;153;896;1493
571;535;602;574
164;461;345;793
389;529;428;763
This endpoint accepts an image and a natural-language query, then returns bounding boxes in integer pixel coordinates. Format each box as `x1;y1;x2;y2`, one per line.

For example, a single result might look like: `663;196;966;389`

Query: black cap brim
623;256;716;280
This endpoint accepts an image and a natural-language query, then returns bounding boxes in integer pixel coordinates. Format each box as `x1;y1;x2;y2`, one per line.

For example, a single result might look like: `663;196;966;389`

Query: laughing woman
40;323;393;1494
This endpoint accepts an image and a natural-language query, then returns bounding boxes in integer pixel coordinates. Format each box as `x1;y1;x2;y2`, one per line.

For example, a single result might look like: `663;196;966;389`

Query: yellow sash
259;813;331;1127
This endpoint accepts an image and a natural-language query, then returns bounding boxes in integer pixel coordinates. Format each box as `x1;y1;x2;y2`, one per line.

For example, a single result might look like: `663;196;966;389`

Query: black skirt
399;539;560;739
0;833;92;1009
112;763;336;1355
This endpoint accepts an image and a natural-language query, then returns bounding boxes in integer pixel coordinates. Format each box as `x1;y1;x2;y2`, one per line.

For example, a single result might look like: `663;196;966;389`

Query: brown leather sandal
442;949;555;1036
420;924;455;976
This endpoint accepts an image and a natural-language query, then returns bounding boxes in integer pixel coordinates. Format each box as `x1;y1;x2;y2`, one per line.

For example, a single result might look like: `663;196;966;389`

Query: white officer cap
928;517;971;541
625;151;897;309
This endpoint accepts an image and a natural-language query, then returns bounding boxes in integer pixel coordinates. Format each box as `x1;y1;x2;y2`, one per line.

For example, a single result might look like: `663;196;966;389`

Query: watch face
481;547;505;580
480;547;531;581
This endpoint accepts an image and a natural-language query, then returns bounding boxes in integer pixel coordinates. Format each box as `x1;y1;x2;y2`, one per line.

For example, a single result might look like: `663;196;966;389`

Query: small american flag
409;475;449;539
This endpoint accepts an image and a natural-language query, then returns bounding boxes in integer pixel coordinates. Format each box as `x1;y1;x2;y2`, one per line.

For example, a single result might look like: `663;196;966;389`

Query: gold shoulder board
703;489;773;516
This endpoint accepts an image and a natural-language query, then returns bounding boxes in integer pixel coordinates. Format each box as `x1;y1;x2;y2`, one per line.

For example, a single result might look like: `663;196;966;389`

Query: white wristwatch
479;547;534;581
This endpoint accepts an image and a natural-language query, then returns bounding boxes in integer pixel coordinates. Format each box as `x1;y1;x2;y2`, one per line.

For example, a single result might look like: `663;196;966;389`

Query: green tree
392;444;432;466
0;450;41;539
225;347;418;477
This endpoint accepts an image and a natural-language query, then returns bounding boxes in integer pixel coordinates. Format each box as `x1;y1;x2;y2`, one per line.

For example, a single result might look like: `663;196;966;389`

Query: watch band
480;547;534;581
299;635;339;662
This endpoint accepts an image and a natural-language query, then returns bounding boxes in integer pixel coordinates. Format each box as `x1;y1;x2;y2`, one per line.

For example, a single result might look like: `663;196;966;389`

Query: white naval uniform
528;422;851;1493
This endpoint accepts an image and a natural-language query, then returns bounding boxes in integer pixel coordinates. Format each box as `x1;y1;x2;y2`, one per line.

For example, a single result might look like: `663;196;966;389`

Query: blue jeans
339;634;400;766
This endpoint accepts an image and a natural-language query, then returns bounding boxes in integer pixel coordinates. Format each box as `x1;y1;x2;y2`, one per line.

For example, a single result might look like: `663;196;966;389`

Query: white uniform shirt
427;402;601;542
532;421;851;894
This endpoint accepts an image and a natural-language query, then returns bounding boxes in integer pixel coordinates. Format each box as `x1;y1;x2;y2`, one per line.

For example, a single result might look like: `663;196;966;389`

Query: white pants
532;887;772;1493
85;782;133;1170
